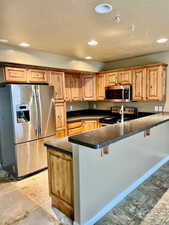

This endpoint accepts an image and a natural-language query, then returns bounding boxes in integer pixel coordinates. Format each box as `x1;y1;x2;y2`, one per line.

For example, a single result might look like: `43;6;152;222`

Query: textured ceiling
1;0;169;62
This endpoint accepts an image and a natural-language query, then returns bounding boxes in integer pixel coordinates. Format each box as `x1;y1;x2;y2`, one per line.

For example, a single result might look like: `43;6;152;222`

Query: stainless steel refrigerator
0;84;56;178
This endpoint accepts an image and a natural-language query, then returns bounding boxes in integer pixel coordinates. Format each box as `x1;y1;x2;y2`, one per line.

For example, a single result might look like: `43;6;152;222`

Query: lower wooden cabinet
83;120;99;132
47;149;74;219
67;120;99;136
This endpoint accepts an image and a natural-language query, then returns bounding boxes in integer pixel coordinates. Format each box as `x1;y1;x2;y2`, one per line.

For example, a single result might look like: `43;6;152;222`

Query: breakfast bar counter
45;113;169;225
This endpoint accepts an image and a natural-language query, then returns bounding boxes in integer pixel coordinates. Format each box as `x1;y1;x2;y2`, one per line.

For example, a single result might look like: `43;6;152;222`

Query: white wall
0;44;103;72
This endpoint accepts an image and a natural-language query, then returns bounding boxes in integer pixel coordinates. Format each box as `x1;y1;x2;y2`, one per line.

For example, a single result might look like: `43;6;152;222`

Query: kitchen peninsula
45;113;169;225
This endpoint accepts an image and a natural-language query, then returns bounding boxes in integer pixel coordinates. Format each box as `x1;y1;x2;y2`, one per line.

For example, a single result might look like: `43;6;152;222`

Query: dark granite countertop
45;137;73;155
67;109;112;122
68;113;169;149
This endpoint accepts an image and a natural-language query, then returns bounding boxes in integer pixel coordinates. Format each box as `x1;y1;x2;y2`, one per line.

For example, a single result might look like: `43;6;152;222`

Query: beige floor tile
14;170;50;205
7;207;60;225
0;189;38;225
0;181;17;196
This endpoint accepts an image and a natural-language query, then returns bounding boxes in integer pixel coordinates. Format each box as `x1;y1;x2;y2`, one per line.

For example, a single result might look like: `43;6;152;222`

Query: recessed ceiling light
156;38;168;44
95;3;112;14
0;39;8;43
85;56;92;60
19;42;30;47
88;40;98;46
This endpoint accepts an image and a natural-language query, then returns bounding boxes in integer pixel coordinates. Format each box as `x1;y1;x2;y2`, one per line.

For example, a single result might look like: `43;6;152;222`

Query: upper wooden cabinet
146;65;166;101
96;74;105;100
5;67;27;82
65;75;72;102
105;72;118;86
50;72;65;102
71;74;82;101
82;74;96;101
28;69;48;83
132;68;146;101
118;70;132;84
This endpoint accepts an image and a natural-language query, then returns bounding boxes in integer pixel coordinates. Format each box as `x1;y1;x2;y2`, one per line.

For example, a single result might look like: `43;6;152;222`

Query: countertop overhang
68;113;169;149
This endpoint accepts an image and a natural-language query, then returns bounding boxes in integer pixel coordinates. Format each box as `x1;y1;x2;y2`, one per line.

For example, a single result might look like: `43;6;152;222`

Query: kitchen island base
45;114;169;225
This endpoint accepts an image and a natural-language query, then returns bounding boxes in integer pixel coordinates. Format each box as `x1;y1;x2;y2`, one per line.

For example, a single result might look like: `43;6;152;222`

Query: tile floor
1;162;169;225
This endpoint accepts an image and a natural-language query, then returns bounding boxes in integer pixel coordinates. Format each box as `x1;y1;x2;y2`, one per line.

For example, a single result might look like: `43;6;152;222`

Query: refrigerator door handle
33;87;39;136
36;86;42;135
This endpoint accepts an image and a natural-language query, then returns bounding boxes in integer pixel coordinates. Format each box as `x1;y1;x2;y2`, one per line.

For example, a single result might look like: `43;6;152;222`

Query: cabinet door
28;69;48;83
132;68;146;101
118;70;132;84
47;150;74;219
71;74;82;101
106;72;118;86
82;74;96;101
50;72;65;102
146;66;166;101
55;102;66;131
96;74;105;100
83;120;98;132
5;67;27;82
65;75;72;102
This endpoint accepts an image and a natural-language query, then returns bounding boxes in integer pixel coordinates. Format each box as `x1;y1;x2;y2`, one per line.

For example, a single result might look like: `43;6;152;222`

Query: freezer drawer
15;135;57;177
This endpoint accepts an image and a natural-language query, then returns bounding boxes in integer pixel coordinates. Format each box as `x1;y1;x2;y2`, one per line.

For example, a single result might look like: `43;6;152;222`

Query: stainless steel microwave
105;85;132;102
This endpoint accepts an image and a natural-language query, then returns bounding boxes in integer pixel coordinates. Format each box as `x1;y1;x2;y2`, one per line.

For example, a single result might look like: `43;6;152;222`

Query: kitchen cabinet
96;74;105;100
28;69;48;83
5;67;27;82
50;72;65;102
71;74;82;101
47;149;74;219
67;120;99;136
67;121;83;136
82;74;96;101
105;72;118;86
65;74;72;101
55;102;67;136
132;68;146;101
146;65;166;101
83;120;99;132
118;70;132;84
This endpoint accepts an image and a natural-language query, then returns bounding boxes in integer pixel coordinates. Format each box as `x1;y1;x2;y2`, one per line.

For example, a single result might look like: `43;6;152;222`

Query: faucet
120;104;124;123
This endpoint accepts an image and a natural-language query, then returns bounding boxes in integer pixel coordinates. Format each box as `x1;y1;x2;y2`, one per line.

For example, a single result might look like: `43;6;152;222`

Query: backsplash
89;101;165;113
67;102;89;112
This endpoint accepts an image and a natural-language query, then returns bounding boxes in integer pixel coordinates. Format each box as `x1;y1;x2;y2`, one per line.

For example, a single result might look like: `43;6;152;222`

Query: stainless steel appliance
0;84;56;178
105;85;132;102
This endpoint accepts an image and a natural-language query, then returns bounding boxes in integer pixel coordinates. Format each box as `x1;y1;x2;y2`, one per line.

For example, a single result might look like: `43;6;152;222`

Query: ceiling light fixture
88;40;98;46
0;39;8;43
19;42;30;47
95;3;112;14
85;56;92;60
156;38;168;44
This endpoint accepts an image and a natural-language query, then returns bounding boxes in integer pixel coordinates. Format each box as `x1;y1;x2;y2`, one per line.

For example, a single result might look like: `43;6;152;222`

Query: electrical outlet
158;106;163;112
70;105;73;111
155;106;159;112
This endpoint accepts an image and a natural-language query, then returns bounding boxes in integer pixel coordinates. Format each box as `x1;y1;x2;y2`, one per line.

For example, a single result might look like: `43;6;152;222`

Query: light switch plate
155;106;159;112
70;105;73;111
93;104;96;109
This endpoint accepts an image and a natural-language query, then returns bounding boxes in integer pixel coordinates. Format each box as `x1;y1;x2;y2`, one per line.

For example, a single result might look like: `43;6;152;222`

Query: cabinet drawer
67;121;83;129
68;127;83;136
